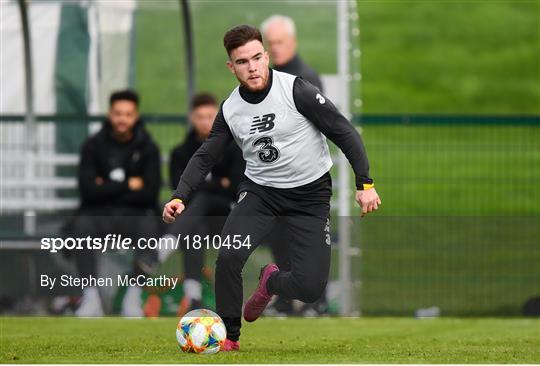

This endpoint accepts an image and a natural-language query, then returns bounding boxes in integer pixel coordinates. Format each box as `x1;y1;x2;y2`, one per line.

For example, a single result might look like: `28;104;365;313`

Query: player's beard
238;69;269;92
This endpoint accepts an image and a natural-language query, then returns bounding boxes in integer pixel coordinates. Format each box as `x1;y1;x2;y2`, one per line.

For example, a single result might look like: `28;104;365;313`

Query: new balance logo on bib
249;113;275;135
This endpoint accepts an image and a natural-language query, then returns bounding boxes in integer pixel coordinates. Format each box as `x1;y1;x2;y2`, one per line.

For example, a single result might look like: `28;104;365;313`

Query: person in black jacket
261;14;323;91
71;90;161;317
166;93;244;316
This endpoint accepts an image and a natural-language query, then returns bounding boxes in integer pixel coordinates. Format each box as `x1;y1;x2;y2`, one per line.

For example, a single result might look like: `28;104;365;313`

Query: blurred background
0;0;539;317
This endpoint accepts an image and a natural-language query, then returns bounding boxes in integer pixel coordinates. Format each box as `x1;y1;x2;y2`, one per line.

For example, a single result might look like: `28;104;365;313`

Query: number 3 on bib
253;136;280;163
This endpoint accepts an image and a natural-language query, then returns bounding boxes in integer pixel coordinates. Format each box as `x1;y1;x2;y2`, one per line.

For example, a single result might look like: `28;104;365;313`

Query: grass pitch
1;317;539;363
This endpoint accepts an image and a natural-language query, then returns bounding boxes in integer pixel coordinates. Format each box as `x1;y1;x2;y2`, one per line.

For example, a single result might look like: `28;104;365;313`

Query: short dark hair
109;89;139;108
190;93;217;110
223;24;263;56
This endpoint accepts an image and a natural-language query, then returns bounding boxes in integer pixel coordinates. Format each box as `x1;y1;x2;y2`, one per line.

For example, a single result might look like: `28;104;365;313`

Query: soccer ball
176;309;227;354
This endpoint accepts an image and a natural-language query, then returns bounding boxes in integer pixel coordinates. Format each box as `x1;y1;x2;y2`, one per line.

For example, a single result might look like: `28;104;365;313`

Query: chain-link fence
1;115;538;315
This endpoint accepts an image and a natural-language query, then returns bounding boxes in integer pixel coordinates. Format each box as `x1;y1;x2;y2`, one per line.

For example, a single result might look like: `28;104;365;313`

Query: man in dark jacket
261;14;323;91
72;90;161;317
166;93;244;316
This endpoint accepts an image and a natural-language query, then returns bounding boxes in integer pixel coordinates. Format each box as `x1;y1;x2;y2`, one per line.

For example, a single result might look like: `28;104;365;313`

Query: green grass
1;317;539;363
357;1;540;114
135;1;539;114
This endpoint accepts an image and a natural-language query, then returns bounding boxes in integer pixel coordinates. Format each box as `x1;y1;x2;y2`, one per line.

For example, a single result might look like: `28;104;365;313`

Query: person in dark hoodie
164;93;244;317
71;90;161;317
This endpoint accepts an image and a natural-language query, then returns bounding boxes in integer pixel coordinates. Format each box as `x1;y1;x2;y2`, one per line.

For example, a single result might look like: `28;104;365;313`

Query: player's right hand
162;199;185;224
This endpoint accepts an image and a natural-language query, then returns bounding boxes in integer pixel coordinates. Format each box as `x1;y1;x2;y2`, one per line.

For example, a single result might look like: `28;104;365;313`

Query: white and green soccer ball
176;309;227;354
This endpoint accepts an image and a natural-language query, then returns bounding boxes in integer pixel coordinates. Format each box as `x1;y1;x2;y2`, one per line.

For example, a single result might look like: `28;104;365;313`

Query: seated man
72;90;161;317
166;93;244;316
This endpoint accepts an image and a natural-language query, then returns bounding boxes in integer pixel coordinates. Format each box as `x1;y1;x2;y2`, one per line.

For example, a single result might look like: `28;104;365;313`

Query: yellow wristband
173;198;183;203
362;183;374;190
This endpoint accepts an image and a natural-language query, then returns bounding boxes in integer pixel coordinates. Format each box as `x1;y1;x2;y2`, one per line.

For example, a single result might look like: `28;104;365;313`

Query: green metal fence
1;114;539;315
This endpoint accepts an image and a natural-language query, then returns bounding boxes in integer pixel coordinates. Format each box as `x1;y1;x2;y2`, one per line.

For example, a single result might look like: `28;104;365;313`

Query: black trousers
216;172;332;341
166;192;231;281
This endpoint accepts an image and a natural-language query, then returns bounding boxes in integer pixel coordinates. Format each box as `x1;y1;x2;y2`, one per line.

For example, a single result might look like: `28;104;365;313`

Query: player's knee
291;274;326;303
297;280;326;303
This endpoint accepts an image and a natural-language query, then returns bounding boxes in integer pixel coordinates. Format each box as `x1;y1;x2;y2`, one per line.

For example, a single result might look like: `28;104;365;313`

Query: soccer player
163;25;380;351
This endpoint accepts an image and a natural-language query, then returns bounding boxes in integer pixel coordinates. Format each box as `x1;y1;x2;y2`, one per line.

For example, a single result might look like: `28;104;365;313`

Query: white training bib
222;70;333;188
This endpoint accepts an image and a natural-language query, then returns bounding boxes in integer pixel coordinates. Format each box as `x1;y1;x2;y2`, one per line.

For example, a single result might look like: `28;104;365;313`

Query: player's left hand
355;188;381;217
